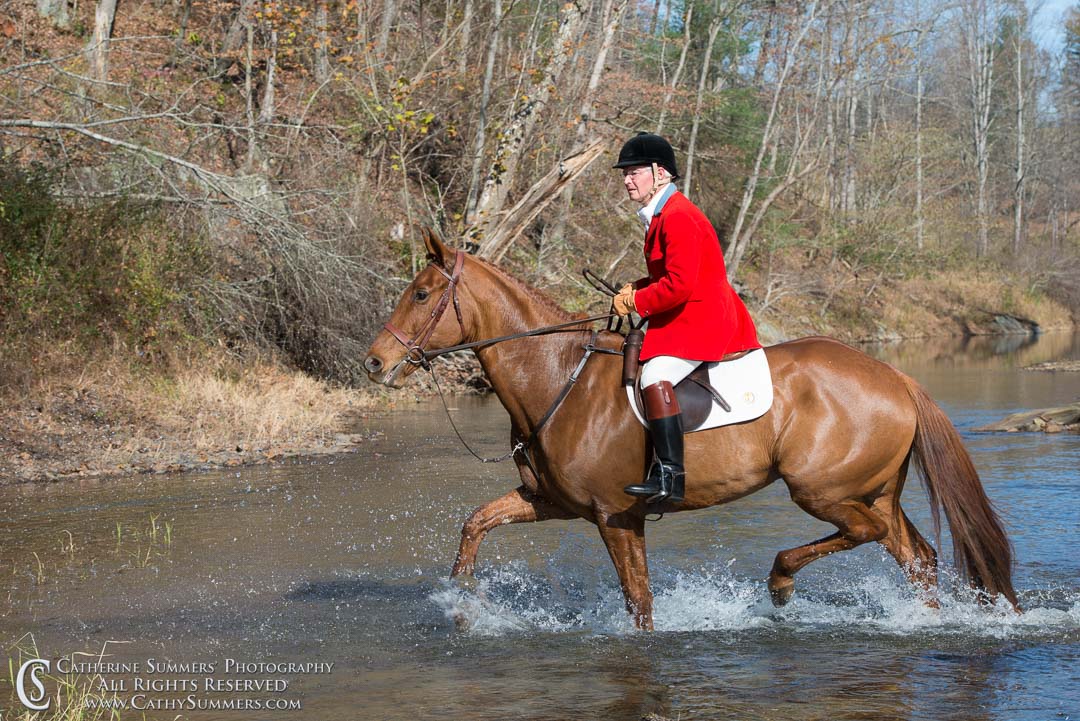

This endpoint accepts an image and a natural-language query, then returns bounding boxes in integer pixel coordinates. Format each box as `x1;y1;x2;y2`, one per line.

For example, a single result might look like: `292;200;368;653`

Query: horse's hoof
919;593;941;610
451;609;472;631
769;578;795;607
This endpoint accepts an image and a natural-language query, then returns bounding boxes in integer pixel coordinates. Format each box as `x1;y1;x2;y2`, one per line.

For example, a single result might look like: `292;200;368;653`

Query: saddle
622;329;772;433
629;353;749;431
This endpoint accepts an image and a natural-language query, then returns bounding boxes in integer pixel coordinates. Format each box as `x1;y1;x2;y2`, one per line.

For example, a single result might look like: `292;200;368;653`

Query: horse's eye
413;289;430;303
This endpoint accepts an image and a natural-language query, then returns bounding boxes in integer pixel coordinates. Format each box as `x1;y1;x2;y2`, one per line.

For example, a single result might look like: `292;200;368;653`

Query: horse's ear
422;226;454;268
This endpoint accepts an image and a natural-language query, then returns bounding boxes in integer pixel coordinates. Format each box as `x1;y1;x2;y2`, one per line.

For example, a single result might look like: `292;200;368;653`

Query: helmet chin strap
641;162;672;205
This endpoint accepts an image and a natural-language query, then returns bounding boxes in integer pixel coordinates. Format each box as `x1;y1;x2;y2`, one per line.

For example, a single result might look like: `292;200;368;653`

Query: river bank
0;351;484;484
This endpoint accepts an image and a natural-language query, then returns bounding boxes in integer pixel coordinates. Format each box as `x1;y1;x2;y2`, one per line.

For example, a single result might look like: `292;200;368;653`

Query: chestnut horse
364;230;1018;630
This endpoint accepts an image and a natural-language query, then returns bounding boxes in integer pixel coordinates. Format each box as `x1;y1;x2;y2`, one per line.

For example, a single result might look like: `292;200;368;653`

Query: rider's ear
422;226;455;268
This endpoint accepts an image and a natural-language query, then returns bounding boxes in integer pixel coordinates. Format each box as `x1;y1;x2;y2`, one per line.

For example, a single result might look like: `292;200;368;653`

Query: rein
427;329;620;469
382;250;622;466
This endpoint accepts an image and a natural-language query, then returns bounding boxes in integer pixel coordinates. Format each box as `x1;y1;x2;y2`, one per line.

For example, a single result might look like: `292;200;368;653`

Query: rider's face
622;165;654;205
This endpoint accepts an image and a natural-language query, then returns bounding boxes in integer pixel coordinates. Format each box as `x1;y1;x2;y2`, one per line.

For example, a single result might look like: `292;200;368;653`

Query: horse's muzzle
365;354;409;388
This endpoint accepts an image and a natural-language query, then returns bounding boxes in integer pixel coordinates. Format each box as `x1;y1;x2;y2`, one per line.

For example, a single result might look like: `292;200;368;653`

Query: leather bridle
378;249;621;470
382;250;467;369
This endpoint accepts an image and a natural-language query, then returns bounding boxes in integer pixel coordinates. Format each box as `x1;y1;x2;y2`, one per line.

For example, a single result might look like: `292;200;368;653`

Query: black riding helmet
613;132;679;179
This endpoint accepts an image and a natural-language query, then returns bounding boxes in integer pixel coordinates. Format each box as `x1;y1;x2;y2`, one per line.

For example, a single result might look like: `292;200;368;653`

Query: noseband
382;250;467;368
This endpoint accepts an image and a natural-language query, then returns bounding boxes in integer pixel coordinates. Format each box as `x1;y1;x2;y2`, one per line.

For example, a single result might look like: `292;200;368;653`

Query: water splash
431;561;1080;639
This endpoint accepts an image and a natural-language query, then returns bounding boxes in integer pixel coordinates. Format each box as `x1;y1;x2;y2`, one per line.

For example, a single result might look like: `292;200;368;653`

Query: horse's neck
464;263;589;433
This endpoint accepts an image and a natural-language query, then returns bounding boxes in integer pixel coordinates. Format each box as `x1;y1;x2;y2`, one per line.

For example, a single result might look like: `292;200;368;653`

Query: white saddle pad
626;348;774;432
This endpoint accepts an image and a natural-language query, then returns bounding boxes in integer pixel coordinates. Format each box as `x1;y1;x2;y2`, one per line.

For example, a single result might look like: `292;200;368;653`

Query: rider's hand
612;287;636;317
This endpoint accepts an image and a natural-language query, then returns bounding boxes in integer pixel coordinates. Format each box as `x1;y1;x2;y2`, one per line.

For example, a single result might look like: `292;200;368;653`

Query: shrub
0;162;210;356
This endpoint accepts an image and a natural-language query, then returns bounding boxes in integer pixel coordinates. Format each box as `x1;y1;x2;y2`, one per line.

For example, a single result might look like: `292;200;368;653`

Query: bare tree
1010;0;1035;255
464;0;503;226
36;0;70;29
377;0;399;58
684;8;725;198
86;0;119;82
550;0;630;249
914;0;926;249
656;3;694;134
315;1;331;83
959;0;1005;258
725;0;828;278
470;2;588;255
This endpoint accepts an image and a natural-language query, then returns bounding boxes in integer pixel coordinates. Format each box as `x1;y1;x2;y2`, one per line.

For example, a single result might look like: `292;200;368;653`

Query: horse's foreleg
596;511;653;631
450;486;574;578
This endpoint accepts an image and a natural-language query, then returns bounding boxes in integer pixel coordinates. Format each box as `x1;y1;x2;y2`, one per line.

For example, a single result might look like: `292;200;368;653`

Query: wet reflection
865;329;1077;370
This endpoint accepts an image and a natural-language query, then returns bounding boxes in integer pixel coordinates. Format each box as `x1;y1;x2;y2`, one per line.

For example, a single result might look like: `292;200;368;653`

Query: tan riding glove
612;285;636;316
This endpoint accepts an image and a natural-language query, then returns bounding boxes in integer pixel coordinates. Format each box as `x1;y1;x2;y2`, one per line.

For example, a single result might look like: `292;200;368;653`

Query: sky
1033;0;1077;54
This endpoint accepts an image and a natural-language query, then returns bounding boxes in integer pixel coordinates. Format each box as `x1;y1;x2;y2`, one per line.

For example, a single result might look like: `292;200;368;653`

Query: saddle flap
625;349;774;434
676;365;715;432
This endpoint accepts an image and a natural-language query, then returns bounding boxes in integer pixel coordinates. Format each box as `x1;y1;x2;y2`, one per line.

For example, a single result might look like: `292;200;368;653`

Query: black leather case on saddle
622;329;644;386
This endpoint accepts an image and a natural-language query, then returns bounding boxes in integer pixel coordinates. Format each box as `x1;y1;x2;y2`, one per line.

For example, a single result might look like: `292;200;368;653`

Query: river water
1;333;1078;720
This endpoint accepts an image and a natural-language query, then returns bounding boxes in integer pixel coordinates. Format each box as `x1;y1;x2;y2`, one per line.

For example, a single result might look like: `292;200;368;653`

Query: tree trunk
464;0;502;225
169;0;194;67
222;0;257;59
457;0;475;75
648;0;662;35
550;0;629;248
476;141;608;263
914;0;925;249
961;0;998;259
315;1;330;83
656;3;693;134
839;2;860;216
752;2;776;86
377;0;398;58
725;0;820;278
258;15;278;127
244;18;261;172
86;0;119;82
684;14;723;199
37;0;70;29
1012;4;1027;255
470;2;587;255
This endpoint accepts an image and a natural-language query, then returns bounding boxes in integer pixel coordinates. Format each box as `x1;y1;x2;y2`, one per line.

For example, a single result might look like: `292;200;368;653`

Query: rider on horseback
611;133;760;505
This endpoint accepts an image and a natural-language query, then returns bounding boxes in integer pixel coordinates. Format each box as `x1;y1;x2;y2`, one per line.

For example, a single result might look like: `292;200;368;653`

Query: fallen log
467;138;607;261
1025;360;1080;372
974;403;1080;434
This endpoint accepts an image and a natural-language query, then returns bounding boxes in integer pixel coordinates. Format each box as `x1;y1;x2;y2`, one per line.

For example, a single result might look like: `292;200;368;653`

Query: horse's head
364;228;470;388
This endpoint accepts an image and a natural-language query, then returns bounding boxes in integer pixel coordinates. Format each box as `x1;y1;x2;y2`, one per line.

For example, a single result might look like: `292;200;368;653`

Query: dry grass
885;270;1075;337
0;348;382;484
748;245;1074;342
152;363;363;452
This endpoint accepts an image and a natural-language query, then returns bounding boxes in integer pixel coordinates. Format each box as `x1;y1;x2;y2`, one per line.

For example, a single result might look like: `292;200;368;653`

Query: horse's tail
902;375;1020;610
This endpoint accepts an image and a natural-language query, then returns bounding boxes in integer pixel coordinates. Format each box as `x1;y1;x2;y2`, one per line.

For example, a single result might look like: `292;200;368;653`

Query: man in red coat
611;132;760;504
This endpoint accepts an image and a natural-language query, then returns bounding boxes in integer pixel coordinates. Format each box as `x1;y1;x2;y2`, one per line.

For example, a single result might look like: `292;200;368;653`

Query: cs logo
16;659;51;711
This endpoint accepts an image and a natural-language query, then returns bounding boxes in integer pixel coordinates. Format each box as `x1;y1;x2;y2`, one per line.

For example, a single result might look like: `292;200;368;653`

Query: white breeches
640;356;702;389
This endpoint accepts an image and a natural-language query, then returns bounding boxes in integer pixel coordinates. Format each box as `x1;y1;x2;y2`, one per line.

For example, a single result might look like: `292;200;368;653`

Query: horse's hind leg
871;497;940;606
450;485;574;578
767;499;888;606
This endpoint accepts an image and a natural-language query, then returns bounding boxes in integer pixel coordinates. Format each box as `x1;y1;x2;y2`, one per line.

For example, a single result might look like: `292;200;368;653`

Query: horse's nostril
364;356;383;373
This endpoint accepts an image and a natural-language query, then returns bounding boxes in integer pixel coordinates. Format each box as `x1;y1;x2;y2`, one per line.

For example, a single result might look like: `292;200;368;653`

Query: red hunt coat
632;188;760;362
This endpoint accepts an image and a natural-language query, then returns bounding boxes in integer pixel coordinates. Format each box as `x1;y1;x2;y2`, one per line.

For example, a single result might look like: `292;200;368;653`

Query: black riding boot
624;381;686;504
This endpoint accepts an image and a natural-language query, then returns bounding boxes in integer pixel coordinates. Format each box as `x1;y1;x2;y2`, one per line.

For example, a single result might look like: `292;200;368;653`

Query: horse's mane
468;255;586;321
